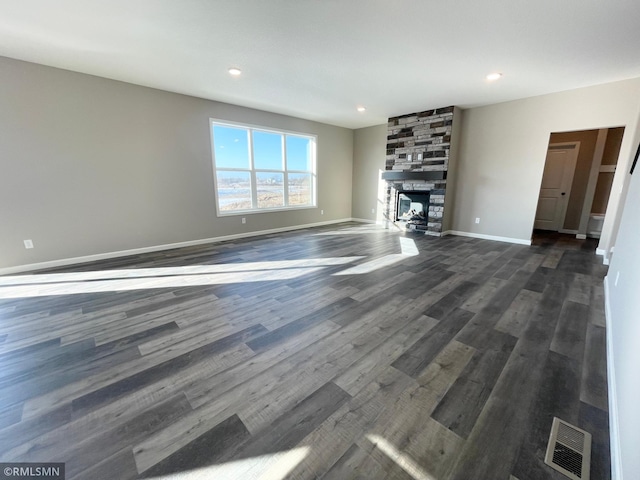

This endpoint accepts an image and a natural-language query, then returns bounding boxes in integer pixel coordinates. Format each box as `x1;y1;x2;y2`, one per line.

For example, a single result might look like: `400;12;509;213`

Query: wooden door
534;143;579;231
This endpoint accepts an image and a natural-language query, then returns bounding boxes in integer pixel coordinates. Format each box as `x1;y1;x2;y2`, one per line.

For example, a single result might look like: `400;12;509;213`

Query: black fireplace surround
396;191;430;226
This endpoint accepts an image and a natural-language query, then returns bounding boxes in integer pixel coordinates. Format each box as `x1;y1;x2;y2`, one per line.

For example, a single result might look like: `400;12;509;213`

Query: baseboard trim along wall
603;276;622;480
443;230;532;246
0;218;355;275
596;247;612;265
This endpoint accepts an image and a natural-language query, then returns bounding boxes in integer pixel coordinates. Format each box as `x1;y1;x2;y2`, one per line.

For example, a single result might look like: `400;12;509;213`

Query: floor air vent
544;417;592;480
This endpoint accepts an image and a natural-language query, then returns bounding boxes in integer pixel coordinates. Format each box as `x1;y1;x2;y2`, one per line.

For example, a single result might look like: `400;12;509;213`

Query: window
210;120;317;215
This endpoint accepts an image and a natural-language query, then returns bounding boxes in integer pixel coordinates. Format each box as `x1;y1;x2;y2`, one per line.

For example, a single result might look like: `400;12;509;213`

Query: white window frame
210;119;317;216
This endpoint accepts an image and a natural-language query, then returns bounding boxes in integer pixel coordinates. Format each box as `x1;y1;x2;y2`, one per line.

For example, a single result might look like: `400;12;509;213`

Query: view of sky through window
253;131;283;170
213;126;250;169
286;136;312;171
211;121;316;214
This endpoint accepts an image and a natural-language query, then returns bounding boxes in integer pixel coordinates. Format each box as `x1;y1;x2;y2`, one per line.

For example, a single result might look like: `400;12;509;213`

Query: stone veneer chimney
382;106;461;236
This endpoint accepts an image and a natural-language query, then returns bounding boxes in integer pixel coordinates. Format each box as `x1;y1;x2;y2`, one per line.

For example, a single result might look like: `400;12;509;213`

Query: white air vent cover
544;417;592;480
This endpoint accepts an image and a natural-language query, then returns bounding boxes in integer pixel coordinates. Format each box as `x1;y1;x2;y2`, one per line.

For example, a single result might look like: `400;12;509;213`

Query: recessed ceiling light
357;106;366;112
228;67;242;76
486;72;503;81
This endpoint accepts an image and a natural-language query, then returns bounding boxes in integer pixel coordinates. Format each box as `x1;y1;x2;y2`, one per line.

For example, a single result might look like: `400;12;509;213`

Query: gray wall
352;124;387;222
442;107;463;233
352;79;640;250
606;119;640;479
0;56;354;270
454;78;640;248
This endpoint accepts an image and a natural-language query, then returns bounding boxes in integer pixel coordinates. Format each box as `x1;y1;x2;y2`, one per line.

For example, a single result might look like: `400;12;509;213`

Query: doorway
533;127;624;239
534;142;579;231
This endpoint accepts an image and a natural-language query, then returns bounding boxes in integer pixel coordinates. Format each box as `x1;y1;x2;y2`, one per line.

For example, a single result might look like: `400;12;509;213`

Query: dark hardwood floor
0;223;610;479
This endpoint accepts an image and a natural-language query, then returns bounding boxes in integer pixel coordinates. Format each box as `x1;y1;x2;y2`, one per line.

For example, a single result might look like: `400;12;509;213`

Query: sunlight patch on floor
146;446;309;480
366;434;435;480
0;257;367;299
333;237;419;275
0;268;326;299
0;257;364;286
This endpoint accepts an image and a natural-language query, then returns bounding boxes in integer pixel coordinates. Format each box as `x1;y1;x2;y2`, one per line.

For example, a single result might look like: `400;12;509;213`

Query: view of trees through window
211;122;316;213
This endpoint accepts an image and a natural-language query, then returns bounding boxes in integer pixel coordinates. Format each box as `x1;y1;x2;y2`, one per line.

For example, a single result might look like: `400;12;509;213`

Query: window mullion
282;135;289;206
249;128;258;209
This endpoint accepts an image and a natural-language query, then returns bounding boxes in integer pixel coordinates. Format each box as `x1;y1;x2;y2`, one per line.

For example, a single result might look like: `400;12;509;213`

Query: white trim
0;218;354;276
596;247;611;265
576;233;587;240
559;229;579;235
604;276;623;480
443;230;532;245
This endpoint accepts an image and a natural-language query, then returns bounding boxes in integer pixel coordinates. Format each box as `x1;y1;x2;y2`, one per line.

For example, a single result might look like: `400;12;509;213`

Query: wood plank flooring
0;223;610;479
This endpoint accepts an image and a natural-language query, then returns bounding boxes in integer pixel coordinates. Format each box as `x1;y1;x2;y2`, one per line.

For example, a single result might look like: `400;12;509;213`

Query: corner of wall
443;107;463;232
603;275;623;480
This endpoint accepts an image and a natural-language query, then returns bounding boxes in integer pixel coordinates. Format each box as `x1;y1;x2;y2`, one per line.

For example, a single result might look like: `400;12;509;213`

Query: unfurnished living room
0;1;639;479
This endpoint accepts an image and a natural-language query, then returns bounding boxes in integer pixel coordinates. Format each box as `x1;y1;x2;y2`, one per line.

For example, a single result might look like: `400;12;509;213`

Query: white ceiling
1;0;640;129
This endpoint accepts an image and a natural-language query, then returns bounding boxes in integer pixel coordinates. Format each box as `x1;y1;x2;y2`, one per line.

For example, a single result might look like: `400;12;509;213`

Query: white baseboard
0;218;355;276
576;233;587;240
559;228;579;235
443;230;532;246
596;247;612;265
603;276;622;480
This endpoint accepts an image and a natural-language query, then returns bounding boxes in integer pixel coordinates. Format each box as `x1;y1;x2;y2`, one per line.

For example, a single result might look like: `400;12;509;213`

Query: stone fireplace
381;106;460;236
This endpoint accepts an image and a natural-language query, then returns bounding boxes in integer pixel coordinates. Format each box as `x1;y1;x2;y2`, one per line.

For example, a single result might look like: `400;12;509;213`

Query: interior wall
592;173;615;215
592;127;625;215
352;124;387;221
452;78;640;249
0;56;354;270
605;120;640;480
547;129;599;231
602;127;625;165
442;107;464;232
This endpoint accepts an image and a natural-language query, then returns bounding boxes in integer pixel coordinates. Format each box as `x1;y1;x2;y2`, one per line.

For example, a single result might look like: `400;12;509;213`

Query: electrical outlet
241;217;246;224
475;218;480;224
418;153;423;161
321;210;324;215
24;239;34;249
371;208;375;214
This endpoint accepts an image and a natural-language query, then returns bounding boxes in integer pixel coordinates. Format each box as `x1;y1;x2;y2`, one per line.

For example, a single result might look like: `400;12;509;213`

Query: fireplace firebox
396;191;430;230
